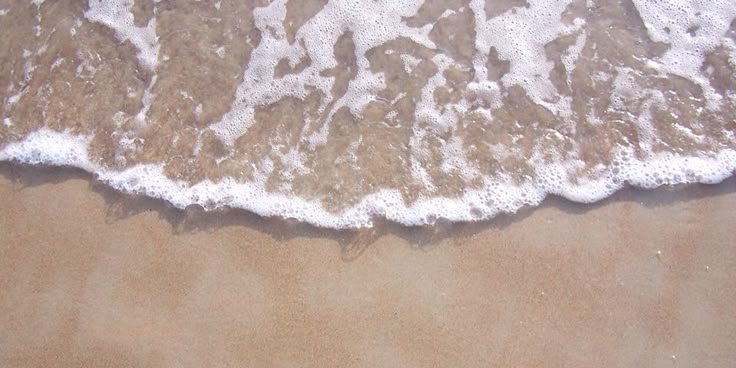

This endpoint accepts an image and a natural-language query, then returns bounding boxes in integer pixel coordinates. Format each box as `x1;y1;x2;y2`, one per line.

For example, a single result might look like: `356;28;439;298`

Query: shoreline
1;162;735;366
5;129;735;229
2;161;735;242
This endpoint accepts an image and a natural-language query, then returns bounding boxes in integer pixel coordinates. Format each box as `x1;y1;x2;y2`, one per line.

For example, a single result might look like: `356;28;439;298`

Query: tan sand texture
1;163;735;367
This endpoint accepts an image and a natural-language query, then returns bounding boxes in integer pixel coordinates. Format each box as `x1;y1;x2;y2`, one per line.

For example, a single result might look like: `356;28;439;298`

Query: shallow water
1;0;735;228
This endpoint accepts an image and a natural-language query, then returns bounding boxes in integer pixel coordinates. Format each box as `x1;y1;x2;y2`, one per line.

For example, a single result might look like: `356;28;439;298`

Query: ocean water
0;0;735;228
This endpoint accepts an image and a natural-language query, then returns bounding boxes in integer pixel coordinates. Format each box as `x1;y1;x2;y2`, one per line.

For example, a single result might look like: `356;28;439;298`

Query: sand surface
1;163;735;367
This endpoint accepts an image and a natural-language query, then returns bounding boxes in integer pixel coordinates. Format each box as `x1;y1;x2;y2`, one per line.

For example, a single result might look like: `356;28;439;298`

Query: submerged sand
3;1;736;226
0;163;735;367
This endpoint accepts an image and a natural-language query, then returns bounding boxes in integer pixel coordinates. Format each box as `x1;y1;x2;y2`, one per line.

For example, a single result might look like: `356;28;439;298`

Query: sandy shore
0;163;735;367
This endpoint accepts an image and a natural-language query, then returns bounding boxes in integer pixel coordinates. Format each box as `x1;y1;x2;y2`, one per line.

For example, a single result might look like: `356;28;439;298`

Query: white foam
632;0;736;109
136;75;157;125
2;129;734;229
470;0;582;115
4;59;37;112
0;129;95;171
210;0;435;146
84;0;160;71
4;2;736;229
561;30;587;89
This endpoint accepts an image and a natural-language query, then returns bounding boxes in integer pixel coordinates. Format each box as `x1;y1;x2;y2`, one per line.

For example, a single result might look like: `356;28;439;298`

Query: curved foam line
2;129;734;229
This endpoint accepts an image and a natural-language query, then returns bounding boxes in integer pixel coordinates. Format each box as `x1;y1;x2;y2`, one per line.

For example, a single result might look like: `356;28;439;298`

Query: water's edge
2;128;734;229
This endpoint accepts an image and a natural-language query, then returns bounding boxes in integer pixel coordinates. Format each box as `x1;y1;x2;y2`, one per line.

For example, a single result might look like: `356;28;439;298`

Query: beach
2;1;736;366
1;163;734;367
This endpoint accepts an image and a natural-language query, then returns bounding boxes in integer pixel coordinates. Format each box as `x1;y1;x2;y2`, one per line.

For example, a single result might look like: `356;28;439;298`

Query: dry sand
0;162;735;367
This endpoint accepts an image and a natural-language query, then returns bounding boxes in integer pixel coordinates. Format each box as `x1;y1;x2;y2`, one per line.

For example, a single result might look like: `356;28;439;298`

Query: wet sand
1;162;735;367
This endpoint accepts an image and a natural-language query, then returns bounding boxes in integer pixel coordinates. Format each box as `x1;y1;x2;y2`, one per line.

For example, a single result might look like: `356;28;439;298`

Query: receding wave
1;0;735;228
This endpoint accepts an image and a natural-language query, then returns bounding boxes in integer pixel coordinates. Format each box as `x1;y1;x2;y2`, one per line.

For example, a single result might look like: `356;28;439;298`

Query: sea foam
1;128;734;228
1;0;735;228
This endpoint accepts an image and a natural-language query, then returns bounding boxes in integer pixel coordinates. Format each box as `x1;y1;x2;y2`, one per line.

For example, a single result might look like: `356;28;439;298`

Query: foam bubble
632;0;736;109
2;129;735;228
3;1;736;229
84;0;160;71
210;0;435;146
470;0;582;115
